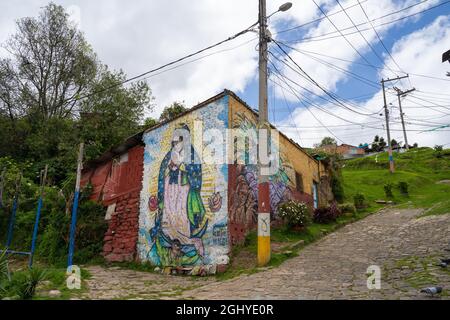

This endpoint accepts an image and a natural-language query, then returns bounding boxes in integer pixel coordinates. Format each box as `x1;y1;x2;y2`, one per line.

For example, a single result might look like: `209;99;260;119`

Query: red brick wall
81;145;144;262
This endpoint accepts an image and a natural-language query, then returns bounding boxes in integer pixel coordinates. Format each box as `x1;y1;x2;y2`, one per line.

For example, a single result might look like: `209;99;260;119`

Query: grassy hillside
342;147;450;216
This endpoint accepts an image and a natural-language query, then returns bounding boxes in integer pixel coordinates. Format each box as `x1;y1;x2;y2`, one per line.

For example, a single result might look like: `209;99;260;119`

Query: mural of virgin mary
148;123;208;266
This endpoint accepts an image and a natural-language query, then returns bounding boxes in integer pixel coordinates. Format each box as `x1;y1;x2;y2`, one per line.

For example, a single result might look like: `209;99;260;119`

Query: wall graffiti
138;98;230;268
229;111;296;243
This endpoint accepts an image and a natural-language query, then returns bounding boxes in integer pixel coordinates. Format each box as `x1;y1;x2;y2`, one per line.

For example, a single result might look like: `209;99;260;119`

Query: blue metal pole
67;142;84;269
67;190;80;268
29;196;43;268
6;196;18;248
29;165;47;268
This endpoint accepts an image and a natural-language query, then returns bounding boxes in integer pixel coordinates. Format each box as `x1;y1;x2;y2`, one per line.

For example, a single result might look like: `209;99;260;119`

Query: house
81;89;334;273
319;143;365;159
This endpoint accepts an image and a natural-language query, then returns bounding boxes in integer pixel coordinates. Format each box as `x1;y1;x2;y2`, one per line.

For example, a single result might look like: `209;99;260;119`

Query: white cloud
276;13;450;148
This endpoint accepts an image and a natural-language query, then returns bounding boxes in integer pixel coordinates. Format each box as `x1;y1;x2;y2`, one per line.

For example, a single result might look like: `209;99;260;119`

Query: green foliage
0;250;10;282
159;101;187;122
398;181;409;196
313;202;342;224
0;4;154;185
315;136;337;147
143;117;158;128
278;201;311;228
434;145;443;158
384;183;394;198
339;203;356;214
1;267;47;300
353;192;366;209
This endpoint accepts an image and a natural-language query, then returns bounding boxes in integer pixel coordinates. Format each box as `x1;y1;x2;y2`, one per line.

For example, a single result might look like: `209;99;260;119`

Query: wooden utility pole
67;142;84;269
393;87;416;150
381;75;409;173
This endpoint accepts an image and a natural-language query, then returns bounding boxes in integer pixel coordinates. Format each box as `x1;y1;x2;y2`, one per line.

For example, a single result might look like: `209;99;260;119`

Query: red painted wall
81;145;144;262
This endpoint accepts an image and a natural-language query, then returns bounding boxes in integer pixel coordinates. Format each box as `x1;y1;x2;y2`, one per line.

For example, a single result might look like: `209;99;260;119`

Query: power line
356;0;410;87
276;42;450;83
268;60;347;143
277;0;430;35
271;40;383;116
285;0;449;44
336;0;397;75
65;23;257;104
311;0;374;67
274;0;370;35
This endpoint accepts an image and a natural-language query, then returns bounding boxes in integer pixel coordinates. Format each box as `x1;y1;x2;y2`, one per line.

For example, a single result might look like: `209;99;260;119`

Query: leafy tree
314;137;337;149
0;3;97;122
159;101;187;122
143;117;158;128
0;4;154;183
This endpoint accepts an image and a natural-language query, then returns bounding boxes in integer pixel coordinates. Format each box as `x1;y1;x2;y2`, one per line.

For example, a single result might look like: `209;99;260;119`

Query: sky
0;0;449;148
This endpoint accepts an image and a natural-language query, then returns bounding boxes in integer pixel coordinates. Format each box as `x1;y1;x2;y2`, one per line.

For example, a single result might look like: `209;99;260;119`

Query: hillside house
81;90;334;273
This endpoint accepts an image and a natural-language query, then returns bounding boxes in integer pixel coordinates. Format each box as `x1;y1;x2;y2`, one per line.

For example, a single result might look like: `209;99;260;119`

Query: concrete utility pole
381;75;409;173
257;0;271;267
393;87;415;150
257;0;292;266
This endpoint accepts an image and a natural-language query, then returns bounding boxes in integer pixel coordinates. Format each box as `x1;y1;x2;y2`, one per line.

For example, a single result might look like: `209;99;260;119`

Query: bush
384;183;394;198
1;267;47;300
398;181;409;196
353;192;366;209
434;145;443;158
313;202;341;224
278;200;311;228
339;203;356;214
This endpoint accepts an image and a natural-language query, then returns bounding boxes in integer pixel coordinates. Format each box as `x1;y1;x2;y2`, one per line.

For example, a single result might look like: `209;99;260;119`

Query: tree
315;137;337;148
0;4;154;184
0;3;97;123
159;101;187;122
143;117;158;128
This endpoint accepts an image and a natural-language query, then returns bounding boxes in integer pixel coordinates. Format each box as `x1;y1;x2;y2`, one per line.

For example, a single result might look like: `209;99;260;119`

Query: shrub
1;268;47;300
434;145;443;158
339;203;356;214
353;192;366;209
313;202;341;224
278;200;311;228
398;181;409;196
384;183;394;198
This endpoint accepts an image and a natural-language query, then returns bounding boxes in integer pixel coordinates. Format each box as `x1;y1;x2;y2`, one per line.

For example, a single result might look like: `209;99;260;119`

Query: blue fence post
29;165;48;268
67;143;84;269
0;167;5;209
5;173;21;248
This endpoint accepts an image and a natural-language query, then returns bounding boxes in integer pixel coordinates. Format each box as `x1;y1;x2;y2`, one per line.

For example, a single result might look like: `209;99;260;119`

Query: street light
267;2;292;18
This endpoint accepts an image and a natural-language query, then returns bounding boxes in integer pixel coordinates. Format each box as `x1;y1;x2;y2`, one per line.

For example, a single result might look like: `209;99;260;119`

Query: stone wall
81;145;144;262
103;189;140;262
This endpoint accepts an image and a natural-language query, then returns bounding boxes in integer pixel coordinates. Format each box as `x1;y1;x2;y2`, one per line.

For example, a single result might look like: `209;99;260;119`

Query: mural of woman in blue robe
148;123;208;266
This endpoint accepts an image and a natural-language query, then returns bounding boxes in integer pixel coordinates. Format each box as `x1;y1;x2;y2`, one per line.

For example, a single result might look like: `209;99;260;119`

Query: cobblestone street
84;209;450;300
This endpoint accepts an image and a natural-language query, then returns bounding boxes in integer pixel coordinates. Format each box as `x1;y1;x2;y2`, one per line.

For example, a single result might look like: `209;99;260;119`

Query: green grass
342;147;450;216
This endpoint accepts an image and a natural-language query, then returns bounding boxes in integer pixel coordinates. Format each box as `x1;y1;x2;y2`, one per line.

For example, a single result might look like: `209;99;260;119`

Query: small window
295;171;304;192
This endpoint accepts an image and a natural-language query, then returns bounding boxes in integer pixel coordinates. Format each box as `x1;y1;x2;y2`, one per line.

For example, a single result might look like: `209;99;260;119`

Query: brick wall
81;145;144;262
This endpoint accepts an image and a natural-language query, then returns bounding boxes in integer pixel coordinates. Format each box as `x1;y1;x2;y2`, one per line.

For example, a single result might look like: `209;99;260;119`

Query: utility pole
257;0;270;267
381;75;409;173
257;1;292;267
393;87;415;150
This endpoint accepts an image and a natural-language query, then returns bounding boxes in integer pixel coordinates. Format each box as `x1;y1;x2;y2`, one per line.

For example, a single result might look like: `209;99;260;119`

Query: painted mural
138;98;229;268
230;111;296;229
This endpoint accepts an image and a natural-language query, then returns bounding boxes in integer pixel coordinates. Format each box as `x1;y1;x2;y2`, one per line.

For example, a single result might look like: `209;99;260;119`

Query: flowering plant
278;200;311;227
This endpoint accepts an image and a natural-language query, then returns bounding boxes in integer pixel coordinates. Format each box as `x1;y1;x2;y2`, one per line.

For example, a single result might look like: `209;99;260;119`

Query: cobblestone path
84;209;450;300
